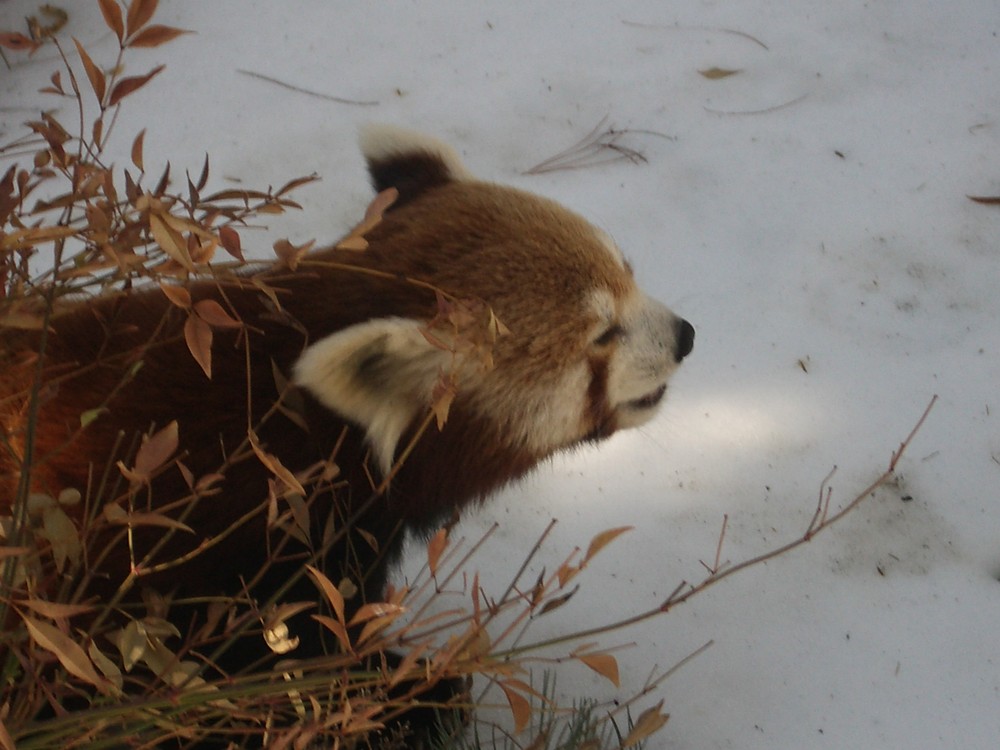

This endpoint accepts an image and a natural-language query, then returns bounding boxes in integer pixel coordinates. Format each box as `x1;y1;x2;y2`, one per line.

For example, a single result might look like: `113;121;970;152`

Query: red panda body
1;127;693;665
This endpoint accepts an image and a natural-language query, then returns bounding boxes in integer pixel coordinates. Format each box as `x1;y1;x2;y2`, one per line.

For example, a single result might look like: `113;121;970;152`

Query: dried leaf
24;617;109;689
498;681;532;733
431;376;458;429
184;314;213;378
106;509;193;533
556;562;580;589
133;420;179;477
312;615;352;653
335;235;369;251
348;602;407;627
273;238;315;270
149;213;193;269
88;641;124;690
111;619;148;671
248;430;306;495
40;506;80;573
127;24;191;48
364;186;399;221
387;642;429;688
98;0;125;43
575;651;620;687
699;67;743;80
538;585;578;615
355;527;379;552
620;700;669;746
0;33;42;53
275;173;320;197
159;282;191;309
131;128;146;171
306;564;345;623
73;38;106;104
356;615;396;646
583;526;633;564
17;599;93;620
194;298;241;328
218;224;244;261
968;195;1000;205
427;528;448;576
126;0;159;37
108;65;164;106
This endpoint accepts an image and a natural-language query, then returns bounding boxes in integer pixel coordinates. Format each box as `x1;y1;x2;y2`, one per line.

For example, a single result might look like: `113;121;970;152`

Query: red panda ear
293;317;453;476
358;125;473;207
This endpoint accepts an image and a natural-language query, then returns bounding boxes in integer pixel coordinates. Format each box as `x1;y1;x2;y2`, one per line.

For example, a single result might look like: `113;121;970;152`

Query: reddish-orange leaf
108;65;164;106
133;420;179;477
194;298;241;328
312;614;352;653
126;0;158;37
583;526;633;564
0;33;42;53
248;430;305;495
498;681;532;733
159;283;191;309
149;213;193;270
335;235;368;251
273;238;315;270
127;24;191;48
183;315;213;378
621;700;670;746
555;562;580;589
98;0;125;43
73;38;106;104
387;642;429;688
306;564;345;624
364;186;399;222
131;128;145;171
218;225;244;261
427;528;448;576
348;602;407;627
356;615;397;646
576;652;621;687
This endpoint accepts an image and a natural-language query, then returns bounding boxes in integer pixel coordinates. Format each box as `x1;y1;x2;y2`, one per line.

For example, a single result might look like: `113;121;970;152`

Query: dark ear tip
359;125;472;205
366;153;454;203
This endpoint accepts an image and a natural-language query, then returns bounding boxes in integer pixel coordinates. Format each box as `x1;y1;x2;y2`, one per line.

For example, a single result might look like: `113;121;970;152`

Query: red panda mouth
625;383;667;411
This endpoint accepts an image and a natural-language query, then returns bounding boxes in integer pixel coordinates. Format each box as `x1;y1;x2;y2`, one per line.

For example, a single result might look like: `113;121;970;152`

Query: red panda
1;126;693;668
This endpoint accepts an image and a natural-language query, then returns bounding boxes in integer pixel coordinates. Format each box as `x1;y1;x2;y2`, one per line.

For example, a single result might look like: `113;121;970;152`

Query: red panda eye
593;324;624;347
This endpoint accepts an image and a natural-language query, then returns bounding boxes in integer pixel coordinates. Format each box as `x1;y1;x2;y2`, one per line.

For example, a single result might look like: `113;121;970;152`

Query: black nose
674;319;695;362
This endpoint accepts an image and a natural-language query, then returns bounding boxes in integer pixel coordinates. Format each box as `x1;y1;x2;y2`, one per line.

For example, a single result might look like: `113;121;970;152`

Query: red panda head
295;126;694;477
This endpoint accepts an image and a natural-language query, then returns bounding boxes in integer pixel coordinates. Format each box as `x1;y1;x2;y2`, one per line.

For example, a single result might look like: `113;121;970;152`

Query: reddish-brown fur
1;132;691;673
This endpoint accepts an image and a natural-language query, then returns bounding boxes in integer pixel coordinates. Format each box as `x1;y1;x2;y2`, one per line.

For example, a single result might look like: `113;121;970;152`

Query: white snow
3;1;998;747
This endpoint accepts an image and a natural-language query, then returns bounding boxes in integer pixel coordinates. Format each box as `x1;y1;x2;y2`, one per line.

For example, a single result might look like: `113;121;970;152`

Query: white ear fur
293;318;451;476
358;124;474;181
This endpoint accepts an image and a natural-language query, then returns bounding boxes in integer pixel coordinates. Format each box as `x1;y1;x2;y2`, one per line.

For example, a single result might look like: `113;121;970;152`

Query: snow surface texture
3;1;999;747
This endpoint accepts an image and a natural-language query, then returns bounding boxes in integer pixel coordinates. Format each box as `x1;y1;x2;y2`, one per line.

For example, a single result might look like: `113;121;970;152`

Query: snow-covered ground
3;1;998;747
